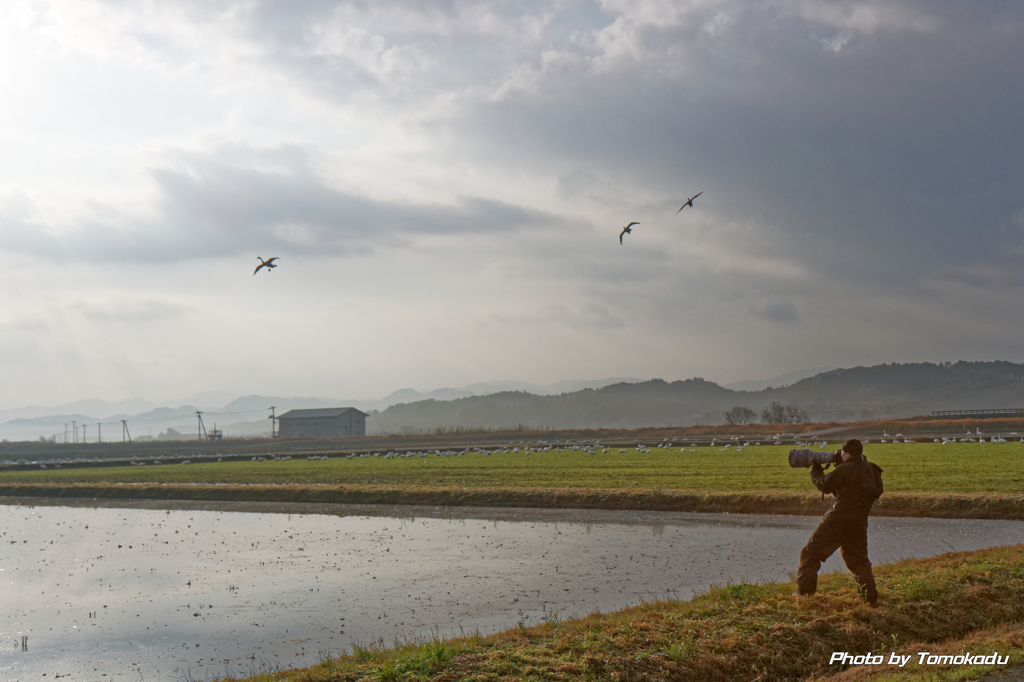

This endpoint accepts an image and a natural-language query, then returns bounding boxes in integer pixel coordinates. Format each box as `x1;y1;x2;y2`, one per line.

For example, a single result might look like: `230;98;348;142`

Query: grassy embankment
2;443;1023;519
210;544;1024;682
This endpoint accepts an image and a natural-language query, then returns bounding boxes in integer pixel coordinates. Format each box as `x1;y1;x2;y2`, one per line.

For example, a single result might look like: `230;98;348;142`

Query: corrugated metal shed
276;407;368;438
278;407;368;420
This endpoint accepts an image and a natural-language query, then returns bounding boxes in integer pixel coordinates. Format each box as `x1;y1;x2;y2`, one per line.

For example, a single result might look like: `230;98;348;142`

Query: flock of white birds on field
27;427;1024;472
170;437;826;467
933;431;1022;444
875;427;1024;444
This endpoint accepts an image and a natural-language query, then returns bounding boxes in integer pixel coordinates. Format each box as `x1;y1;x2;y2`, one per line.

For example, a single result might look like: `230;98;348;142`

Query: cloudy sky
1;0;1022;408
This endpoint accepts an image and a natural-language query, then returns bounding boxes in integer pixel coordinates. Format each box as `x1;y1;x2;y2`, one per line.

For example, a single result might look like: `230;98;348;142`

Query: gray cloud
182;0;587;107
436;1;1024;292
0;144;562;263
19;1;1022;280
493;303;626;331
79;299;188;324
752;301;799;324
0;316;50;333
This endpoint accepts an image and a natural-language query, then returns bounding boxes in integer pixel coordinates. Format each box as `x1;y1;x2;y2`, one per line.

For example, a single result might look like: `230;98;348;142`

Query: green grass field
3;442;1023;495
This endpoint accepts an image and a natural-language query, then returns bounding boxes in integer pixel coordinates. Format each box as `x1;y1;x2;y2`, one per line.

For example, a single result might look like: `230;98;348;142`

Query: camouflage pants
797;514;877;604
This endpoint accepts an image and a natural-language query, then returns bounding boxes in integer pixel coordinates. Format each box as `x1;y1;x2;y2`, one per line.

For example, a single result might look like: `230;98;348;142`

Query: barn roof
277;407;369;419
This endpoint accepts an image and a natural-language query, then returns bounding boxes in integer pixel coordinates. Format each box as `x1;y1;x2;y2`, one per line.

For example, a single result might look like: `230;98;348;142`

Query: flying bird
254;257;279;275
676;191;703;213
619;222;639;244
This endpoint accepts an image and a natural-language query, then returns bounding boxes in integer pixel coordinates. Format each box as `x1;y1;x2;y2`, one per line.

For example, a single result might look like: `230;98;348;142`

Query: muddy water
1;499;1021;680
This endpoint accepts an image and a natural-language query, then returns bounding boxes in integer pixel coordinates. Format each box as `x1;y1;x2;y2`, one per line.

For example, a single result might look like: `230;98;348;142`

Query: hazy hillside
371;378;733;433
764;361;1024;422
369;361;1024;433
5;362;1024;441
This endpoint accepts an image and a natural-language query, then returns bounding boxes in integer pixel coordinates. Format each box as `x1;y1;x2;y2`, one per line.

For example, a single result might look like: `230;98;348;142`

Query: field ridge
3;483;1024;520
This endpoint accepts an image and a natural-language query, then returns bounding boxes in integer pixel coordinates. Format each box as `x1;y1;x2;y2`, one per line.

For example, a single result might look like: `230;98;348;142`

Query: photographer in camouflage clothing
794;438;884;605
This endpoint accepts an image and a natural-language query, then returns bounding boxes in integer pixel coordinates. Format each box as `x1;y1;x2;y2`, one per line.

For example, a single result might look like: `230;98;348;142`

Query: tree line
724;402;809;425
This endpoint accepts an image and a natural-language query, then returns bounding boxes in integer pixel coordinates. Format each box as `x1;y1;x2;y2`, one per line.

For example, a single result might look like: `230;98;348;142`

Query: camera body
789;448;842;469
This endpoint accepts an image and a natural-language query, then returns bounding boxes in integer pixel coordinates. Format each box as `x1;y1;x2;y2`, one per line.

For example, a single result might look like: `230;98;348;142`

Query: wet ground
1;498;1022;680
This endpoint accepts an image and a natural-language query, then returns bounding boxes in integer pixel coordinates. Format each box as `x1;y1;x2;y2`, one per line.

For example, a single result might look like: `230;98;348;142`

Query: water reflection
1;498;1021;679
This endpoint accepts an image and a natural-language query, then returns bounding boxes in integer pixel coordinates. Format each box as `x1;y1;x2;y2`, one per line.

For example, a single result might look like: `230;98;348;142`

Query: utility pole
64;423;68;444
72;421;77;444
121;420;132;443
196;411;208;441
82;424;87;443
268;407;276;438
97;423;101;443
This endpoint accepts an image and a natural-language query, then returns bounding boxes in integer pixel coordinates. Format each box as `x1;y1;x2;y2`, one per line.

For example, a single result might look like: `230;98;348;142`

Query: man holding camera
796;438;884;605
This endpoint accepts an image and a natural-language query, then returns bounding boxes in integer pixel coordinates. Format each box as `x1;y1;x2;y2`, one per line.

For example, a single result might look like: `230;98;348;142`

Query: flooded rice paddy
2;498;1022;680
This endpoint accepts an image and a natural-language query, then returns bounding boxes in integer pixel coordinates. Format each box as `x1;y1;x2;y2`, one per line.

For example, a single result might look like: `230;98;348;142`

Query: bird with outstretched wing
619;222;639;244
254;256;279;275
676;191;703;213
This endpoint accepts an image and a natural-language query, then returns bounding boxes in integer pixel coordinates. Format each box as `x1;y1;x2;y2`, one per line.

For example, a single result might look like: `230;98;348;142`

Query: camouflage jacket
810;455;884;522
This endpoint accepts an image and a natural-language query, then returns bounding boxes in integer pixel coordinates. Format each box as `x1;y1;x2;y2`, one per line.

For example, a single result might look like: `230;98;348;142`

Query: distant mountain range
4;362;1023;441
0;377;643;442
369;361;1024;433
722;367;835;392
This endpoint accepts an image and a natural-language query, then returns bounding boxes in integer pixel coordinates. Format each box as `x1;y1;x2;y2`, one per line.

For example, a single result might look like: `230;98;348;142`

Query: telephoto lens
789;448;841;468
